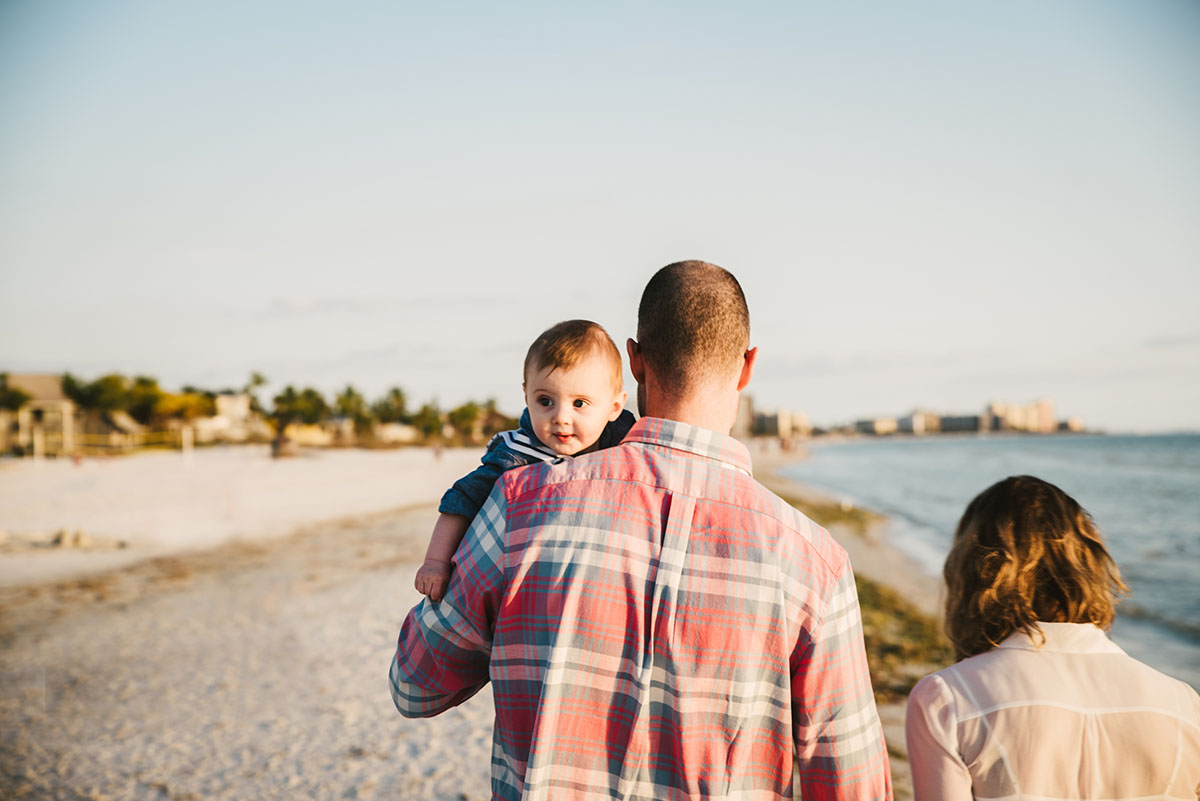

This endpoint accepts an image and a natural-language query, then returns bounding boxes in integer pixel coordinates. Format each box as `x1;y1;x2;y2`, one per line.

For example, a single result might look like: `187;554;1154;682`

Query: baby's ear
609;391;627;421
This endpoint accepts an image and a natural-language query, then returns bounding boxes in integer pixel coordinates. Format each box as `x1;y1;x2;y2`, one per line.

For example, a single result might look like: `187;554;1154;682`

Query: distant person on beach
413;319;635;601
906;475;1200;800
391;261;892;800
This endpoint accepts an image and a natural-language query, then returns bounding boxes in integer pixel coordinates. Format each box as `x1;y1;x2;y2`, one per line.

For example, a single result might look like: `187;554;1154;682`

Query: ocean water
780;433;1200;689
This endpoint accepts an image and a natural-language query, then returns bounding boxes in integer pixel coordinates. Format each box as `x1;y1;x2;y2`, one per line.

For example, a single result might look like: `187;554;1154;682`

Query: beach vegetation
244;371;268;414
18;370;515;453
63;372;131;413
801;500;881;535
154;391;216;421
856;574;954;702
127;376;166;425
271;385;330;428
774;491;881;538
372;386;409;424
771;488;952;700
0;373;31;411
410;401;444;440
448;401;482;442
335;385;373;434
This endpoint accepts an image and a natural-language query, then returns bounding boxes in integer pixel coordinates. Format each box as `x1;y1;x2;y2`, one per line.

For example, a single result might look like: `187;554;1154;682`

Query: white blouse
906;622;1200;800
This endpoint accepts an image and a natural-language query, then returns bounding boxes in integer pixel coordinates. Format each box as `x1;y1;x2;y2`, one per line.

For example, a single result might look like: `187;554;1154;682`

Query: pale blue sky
2;1;1198;431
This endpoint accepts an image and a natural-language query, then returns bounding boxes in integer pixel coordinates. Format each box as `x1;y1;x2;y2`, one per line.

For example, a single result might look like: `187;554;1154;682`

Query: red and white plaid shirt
391;417;892;800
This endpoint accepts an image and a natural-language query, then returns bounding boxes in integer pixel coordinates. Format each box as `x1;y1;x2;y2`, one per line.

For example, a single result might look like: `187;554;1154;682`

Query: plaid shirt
391;417;892;801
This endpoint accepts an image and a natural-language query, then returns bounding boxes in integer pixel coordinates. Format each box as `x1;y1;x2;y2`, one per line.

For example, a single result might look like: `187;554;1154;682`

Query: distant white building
754;408;811;439
987;399;1057;433
193;393;271;443
855;417;898;436
898;410;941;435
374;422;420;444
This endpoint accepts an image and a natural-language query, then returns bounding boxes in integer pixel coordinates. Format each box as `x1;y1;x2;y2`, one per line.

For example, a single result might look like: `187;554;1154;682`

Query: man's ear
736;347;758;392
626;339;645;383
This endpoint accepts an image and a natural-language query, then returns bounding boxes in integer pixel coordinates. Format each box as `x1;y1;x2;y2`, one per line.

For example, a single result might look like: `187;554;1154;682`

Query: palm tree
0;373;31;412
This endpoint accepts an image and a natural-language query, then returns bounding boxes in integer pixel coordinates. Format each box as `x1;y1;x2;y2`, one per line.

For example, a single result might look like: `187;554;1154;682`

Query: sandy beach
1;444;940;800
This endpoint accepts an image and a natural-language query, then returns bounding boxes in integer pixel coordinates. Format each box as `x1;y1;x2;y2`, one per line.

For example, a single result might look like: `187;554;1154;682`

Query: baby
414;319;635;601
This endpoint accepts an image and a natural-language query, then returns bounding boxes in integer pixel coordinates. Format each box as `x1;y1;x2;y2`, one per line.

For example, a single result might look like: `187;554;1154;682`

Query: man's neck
641;387;737;435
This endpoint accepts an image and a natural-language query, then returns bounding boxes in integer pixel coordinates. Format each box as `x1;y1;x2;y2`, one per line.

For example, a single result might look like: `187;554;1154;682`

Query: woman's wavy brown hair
943;475;1128;661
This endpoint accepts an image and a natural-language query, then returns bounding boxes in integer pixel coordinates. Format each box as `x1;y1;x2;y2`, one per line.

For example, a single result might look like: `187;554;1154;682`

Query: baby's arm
415;422;542;602
415;439;512;602
414;513;470;602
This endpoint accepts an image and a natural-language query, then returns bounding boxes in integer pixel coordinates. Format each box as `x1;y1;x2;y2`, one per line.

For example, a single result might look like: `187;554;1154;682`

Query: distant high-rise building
899;410;941;435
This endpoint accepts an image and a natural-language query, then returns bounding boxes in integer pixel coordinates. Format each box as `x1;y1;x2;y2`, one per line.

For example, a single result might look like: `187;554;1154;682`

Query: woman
906;475;1200;800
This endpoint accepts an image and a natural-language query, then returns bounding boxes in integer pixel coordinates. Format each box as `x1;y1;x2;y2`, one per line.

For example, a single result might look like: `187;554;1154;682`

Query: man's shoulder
494;438;638;495
494;442;850;576
728;473;853;578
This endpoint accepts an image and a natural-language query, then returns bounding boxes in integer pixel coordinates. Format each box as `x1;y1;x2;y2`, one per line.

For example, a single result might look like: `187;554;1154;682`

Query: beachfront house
191;392;272;443
1;373;78;457
77;408;146;451
373;422;420;444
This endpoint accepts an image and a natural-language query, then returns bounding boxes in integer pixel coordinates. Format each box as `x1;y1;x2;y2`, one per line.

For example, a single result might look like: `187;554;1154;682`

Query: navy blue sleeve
436;431;544;517
596;409;637;450
437;459;506;518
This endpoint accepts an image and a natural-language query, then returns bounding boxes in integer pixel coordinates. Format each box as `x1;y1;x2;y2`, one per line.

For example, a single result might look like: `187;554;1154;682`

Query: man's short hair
636;260;750;394
523;319;624;392
943;475;1128;661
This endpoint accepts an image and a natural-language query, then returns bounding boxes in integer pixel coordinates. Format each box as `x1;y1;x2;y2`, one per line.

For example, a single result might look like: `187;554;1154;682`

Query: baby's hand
414;560;452;602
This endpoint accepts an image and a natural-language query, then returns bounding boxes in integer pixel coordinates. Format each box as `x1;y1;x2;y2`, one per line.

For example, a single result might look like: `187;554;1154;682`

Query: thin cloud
1142;333;1200;350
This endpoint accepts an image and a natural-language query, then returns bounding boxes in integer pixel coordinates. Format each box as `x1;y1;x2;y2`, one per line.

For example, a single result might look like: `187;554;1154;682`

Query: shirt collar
996;622;1126;656
623;416;753;476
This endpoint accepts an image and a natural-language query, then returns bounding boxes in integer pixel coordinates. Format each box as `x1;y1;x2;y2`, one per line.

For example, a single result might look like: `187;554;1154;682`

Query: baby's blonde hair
523;320;623;392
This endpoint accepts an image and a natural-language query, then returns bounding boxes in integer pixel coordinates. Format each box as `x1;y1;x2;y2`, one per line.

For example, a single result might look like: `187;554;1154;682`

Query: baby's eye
536;396;553;407
572;399;589;408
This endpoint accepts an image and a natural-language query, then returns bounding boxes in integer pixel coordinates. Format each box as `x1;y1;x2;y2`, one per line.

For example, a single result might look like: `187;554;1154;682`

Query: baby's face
524;356;626;457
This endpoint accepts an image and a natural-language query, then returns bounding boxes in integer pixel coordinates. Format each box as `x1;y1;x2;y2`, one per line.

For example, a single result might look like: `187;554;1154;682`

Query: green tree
245;371;268;414
62;373;130;413
154;391;216;421
371;386;408;424
272;386;329;428
335;384;373;434
0;373;31;412
272;386;301;430
127;376;165;425
296;387;329;425
410;401;443;441
447;401;482;443
480;397;517;436
335;384;367;419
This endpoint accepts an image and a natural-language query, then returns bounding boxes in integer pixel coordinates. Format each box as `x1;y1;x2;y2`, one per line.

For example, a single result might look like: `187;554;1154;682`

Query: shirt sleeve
437;430;538;517
790;566;893;800
390;482;510;717
596;409;636;449
437;456;507;517
906;673;973;801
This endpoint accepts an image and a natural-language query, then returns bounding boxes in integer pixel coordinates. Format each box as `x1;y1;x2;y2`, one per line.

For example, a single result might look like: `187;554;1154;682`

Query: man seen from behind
390;260;893;800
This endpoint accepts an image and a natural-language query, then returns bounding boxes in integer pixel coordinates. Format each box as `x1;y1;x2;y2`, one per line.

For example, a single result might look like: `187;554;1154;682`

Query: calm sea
780;433;1200;689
